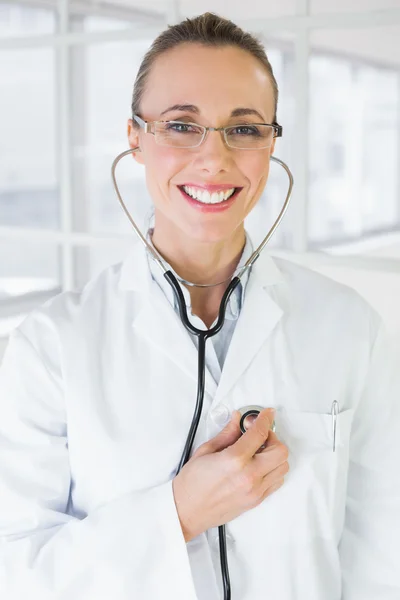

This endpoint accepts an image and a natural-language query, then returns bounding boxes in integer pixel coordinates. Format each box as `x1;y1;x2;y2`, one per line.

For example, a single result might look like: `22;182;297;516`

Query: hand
172;407;289;542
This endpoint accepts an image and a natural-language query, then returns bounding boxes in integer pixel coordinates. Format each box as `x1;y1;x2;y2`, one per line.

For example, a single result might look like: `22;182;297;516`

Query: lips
178;185;241;213
179;185;237;204
180;183;242;192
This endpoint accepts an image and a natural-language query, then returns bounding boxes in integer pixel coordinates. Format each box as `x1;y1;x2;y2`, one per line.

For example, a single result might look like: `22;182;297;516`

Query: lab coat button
211;404;230;427
212;531;235;551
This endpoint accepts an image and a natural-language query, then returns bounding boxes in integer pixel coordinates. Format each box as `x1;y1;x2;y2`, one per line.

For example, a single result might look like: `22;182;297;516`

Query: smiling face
127;43;277;247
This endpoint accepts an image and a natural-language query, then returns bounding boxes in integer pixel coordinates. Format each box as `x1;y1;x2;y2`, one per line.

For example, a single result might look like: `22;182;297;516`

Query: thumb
193;410;242;459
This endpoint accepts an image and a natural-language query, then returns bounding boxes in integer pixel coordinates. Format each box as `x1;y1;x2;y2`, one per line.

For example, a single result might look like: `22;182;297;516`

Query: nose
193;127;232;174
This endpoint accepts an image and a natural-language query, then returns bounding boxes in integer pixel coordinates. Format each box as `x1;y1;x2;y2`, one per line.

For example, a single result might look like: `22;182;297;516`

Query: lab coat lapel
214;254;285;403
119;241;218;396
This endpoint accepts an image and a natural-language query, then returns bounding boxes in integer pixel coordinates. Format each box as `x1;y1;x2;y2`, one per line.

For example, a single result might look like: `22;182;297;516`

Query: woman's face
127;43;277;245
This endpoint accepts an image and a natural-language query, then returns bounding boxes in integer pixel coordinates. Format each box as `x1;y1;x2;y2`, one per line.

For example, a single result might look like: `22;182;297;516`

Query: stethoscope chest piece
238;405;276;435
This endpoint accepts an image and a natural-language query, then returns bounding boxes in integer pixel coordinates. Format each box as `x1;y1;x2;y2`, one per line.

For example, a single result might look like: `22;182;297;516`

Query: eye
164;121;202;134
230;125;261;136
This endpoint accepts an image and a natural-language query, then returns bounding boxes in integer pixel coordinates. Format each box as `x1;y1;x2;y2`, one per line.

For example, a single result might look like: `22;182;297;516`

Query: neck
150;225;246;287
150;219;246;326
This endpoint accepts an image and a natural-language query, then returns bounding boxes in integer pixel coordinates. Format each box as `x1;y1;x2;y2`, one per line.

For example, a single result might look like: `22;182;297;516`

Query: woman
0;12;399;600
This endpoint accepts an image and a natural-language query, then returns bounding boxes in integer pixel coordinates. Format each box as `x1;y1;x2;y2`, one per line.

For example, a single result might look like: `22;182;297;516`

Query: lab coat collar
144;228;254;322
118;237;286;399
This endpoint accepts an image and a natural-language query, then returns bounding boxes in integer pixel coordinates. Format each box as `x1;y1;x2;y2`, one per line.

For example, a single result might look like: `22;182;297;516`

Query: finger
259;478;285;502
193;410;242;458
263;429;280;448
253;429;281;454
254;441;289;475
231;408;275;461
261;456;289;488
262;449;290;477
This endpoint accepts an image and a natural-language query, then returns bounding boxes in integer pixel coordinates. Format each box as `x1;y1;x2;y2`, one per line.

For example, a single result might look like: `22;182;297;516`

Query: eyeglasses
133;114;282;150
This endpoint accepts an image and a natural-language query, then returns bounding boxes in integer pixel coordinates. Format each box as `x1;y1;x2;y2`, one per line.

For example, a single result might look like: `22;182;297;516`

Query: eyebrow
159;104;266;121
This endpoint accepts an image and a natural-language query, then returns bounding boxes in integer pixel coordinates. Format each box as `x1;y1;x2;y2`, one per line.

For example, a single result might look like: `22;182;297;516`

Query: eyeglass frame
132;114;283;149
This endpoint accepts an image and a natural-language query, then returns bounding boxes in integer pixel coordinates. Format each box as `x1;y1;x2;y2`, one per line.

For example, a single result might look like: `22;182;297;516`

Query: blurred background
1;0;400;361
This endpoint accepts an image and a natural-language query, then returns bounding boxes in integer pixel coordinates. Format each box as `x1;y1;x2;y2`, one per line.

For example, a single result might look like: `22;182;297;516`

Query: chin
182;222;240;245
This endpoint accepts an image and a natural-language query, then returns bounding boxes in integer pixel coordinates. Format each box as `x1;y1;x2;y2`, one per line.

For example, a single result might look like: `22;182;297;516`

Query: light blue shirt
145;228;254;387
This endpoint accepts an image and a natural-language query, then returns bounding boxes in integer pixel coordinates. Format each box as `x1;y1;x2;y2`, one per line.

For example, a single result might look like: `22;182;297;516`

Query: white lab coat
0;239;399;600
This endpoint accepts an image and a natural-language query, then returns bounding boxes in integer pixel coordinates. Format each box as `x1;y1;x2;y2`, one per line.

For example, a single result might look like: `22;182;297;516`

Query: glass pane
0;240;61;338
261;37;295;249
311;0;400;14
71;40;152;237
186;0;297;18
310;264;400;334
320;231;400;258
83;17;133;32
308;26;400;251
73;243;133;291
0;3;55;37
364;234;400;259
72;36;295;249
0;48;59;229
245;40;295;249
67;0;165;33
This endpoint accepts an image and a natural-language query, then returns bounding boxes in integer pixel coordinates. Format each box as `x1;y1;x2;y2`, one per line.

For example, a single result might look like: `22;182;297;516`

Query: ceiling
9;0;400;66
83;0;400;18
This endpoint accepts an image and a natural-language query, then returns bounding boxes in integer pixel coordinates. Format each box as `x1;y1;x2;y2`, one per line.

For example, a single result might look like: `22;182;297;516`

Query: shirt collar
145;228;254;321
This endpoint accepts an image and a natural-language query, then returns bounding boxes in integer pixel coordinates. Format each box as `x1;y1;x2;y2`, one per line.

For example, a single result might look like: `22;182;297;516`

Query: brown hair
131;12;279;124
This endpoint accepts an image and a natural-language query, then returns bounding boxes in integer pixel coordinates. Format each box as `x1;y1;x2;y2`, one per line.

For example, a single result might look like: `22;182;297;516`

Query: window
309;26;400;249
1;1;400;347
0;3;55;37
0;47;58;229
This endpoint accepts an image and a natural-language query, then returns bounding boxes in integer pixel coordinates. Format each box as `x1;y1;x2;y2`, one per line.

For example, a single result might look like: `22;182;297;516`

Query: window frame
1;0;400;336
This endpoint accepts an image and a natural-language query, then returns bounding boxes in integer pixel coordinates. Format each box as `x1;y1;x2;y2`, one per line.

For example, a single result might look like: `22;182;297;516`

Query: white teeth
182;185;236;204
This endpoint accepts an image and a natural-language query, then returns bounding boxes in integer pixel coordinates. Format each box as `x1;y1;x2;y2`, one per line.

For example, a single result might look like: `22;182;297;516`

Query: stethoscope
111;146;294;600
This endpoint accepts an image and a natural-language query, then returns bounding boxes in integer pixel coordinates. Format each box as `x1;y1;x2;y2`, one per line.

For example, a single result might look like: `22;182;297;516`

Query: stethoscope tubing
111;147;294;600
168;272;241;472
111;147;294;287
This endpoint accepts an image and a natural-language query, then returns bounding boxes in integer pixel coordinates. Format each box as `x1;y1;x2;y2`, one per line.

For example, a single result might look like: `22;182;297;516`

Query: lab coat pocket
273;406;356;541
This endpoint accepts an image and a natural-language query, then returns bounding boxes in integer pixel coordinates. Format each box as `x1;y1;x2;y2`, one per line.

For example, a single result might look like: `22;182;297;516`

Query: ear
127;118;145;165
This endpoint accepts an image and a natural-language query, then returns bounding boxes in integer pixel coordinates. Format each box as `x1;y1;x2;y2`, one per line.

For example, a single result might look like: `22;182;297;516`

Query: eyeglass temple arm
133;114;146;130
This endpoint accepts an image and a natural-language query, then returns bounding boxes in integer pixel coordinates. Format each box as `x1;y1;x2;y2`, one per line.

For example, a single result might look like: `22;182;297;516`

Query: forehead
141;43;275;121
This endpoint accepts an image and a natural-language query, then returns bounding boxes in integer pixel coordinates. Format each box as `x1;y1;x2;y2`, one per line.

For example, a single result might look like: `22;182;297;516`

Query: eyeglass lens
154;121;274;149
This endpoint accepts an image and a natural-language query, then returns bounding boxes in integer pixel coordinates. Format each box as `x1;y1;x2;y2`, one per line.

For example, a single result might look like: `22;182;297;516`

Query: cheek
243;153;271;196
238;154;271;218
242;151;269;180
143;143;183;187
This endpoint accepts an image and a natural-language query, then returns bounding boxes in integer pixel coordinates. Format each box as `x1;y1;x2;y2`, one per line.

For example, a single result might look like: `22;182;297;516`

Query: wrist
180;517;195;543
